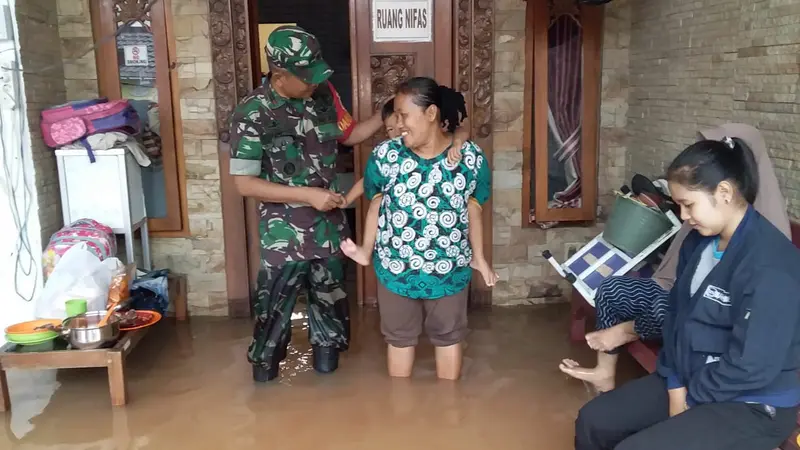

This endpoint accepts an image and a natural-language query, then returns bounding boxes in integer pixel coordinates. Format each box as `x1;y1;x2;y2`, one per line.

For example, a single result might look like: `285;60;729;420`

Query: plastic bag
108;263;135;307
36;243;123;319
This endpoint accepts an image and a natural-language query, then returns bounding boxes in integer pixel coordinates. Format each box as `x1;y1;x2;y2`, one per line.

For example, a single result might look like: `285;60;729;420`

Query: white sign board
372;0;432;43
123;45;149;67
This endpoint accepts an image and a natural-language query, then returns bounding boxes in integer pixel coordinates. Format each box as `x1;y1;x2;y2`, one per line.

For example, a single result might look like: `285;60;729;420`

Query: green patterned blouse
363;138;491;300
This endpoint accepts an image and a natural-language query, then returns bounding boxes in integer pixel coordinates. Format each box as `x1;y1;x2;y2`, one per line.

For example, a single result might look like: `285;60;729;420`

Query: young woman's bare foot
585;323;638;352
470;259;499;286
340;238;371;266
558;359;615;393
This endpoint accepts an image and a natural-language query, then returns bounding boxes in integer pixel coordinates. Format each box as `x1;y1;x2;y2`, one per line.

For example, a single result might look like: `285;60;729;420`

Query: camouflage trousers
247;257;350;368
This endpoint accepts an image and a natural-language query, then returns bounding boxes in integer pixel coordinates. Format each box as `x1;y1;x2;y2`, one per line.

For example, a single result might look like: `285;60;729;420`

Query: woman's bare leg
387;344;415;378
558;321;638;393
435;343;463;381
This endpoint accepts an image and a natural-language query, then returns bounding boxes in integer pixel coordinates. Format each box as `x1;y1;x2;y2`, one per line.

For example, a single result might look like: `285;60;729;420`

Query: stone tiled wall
17;0;67;244
56;0;226;315
626;0;800;218
161;0;226;316
490;0;631;304
57;0;98;100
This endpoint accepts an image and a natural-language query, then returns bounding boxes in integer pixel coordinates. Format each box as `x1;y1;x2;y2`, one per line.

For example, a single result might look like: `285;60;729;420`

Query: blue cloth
130;269;170;315
657;206;800;408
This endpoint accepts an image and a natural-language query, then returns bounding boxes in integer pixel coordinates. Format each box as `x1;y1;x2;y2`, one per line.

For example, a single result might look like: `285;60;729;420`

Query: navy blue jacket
656;206;800;407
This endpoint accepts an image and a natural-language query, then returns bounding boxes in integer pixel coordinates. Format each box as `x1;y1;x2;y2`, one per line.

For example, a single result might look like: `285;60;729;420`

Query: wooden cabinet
56;148;152;269
90;0;188;235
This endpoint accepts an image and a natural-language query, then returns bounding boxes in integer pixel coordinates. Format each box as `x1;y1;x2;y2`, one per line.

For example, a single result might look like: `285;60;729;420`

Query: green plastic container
603;194;673;256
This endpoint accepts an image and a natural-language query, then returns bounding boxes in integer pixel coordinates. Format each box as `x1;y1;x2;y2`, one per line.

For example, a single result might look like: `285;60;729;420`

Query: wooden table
0;328;149;412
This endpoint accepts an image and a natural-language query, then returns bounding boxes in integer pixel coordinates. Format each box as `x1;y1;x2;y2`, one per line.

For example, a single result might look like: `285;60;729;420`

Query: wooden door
349;0;455;305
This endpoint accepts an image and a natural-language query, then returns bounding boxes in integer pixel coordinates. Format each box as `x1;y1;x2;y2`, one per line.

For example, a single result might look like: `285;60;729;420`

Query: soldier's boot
253;337;290;382
252;364;279;382
312;345;339;374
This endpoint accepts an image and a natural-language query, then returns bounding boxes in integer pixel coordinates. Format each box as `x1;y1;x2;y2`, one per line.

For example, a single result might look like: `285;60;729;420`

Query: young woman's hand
342;191;358;208
447;136;464;165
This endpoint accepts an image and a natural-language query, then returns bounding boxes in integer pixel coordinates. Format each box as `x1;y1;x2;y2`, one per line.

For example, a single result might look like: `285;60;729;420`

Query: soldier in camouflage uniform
229;25;385;382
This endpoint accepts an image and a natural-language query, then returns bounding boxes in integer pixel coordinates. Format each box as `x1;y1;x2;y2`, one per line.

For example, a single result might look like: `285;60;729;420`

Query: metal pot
60;311;121;350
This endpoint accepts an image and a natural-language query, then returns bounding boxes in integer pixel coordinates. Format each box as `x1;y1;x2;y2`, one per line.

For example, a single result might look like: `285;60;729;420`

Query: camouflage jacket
229;81;351;267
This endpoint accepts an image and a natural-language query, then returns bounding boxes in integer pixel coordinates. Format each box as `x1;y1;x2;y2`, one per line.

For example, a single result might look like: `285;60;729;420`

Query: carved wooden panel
456;0;494;140
371;55;415;110
231;0;253;102
210;0;252;143
369;54;415;143
210;0;236;142
472;0;494;139
113;0;152;22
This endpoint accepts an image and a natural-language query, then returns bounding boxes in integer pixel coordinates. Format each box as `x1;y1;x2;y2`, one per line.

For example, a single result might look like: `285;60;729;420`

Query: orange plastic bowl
5;319;62;335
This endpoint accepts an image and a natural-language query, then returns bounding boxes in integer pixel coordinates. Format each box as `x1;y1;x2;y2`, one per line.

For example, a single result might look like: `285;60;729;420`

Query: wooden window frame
91;0;189;237
521;0;603;226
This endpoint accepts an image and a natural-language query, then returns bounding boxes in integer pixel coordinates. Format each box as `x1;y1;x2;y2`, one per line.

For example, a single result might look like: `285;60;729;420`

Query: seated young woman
575;137;800;450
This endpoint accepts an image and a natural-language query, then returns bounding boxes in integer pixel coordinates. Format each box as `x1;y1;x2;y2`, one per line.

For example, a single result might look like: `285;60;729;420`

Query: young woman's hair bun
396;77;468;133
667;136;759;204
437;85;468;133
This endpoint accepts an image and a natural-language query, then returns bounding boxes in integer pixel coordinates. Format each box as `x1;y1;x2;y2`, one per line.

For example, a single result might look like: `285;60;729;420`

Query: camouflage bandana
266;25;333;85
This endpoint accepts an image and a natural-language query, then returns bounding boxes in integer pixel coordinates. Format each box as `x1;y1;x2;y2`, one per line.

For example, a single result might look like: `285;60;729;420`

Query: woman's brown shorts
376;283;468;348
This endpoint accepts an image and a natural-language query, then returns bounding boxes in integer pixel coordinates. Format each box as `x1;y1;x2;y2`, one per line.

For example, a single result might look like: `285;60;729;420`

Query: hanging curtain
547;11;583;209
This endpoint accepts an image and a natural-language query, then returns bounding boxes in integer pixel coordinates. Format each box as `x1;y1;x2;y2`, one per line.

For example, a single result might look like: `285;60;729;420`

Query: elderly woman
362;77;493;380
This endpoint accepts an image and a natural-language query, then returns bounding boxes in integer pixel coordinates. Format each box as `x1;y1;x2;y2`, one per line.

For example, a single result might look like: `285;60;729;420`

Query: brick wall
17;0;67;244
490;0;630;304
56;0;227;315
626;0;800;218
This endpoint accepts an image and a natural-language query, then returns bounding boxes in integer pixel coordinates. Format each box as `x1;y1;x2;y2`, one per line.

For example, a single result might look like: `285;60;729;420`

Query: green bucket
603;195;673;256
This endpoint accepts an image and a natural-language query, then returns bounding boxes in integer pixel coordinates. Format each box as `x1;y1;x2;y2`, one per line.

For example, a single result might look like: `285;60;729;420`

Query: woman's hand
668;387;689;417
470;258;499;287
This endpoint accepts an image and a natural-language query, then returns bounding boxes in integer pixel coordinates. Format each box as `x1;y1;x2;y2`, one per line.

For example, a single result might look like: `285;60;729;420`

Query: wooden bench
569;222;800;449
0;273;188;411
0;328;149;410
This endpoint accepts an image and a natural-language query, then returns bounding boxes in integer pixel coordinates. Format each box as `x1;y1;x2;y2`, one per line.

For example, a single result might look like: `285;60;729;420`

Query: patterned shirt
229;80;356;267
364;138;491;299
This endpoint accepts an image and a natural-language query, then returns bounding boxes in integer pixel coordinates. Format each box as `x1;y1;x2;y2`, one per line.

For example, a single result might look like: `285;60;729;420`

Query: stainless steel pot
61;311;121;350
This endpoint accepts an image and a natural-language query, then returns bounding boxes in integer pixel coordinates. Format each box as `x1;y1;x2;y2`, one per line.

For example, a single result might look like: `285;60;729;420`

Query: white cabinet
55;148;151;270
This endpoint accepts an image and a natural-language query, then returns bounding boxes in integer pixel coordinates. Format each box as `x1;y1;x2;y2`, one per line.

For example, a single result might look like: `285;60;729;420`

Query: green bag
603;194;673;256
